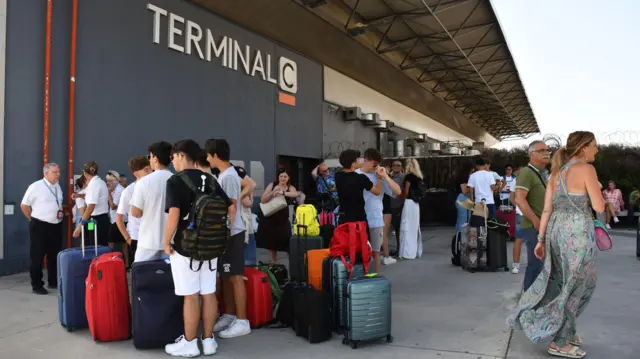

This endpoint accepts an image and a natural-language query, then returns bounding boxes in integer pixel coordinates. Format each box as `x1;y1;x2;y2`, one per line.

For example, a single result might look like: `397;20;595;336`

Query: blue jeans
520;227;543;291
244;233;257;266
487;203;496;218
455;193;470;232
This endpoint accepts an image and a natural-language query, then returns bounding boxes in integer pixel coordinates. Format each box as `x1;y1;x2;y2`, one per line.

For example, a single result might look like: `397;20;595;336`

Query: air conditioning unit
415;133;427;142
466;149;481;156
442;146;461;155
395;140;405;157
426;143;441;152
344;107;362;121
406;139;422;157
361;113;381;126
374;120;394;132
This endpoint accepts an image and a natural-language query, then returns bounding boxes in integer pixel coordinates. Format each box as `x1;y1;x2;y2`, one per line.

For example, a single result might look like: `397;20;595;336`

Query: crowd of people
20;136;429;357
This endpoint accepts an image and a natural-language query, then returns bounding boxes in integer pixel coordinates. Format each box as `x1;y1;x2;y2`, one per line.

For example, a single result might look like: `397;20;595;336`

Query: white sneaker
219;318;251;339
382;257;397;265
606;224;612;230
214;314;236;332
165;335;200;357
613;216;620;223
511;263;520;274
202;336;218;356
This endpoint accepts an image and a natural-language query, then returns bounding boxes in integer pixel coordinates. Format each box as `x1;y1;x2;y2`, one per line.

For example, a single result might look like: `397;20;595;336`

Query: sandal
570;334;582;346
548;345;586;358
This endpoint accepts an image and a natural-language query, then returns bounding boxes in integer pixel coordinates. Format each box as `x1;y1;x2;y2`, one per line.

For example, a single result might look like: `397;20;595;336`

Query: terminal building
0;0;538;275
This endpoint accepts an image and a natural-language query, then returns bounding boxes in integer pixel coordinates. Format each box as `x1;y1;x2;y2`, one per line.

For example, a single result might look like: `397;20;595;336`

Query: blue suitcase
131;259;184;349
343;275;393;349
58;223;111;331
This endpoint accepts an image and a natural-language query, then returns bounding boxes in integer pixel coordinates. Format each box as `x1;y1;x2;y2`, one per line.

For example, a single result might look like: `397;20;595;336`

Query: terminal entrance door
277;155;321;204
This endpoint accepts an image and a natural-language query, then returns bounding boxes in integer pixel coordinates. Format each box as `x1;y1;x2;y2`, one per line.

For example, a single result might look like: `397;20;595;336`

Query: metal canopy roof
306;0;539;140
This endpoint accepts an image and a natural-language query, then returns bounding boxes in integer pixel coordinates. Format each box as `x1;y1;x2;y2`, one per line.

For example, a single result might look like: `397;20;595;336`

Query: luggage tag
87;221;95;231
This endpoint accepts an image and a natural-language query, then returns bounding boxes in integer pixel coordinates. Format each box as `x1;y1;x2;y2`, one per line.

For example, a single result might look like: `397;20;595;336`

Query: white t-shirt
217;166;245;236
117;182;139;240
130;169;173;250
75;189;86;210
468;170;496;205
509;179;523;215
109;184;124;224
85;176;109;216
500;175;516;201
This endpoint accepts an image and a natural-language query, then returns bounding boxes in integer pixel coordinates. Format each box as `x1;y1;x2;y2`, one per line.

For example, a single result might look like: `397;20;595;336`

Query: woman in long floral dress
508;131;605;359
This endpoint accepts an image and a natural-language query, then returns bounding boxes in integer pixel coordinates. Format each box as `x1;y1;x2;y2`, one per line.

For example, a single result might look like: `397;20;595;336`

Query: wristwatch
537;235;545;243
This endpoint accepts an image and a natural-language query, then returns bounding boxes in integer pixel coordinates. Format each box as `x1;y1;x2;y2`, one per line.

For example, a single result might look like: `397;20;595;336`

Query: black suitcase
319;224;334;248
289;233;324;282
131;260;184;349
487;220;510;272
294;284;332;343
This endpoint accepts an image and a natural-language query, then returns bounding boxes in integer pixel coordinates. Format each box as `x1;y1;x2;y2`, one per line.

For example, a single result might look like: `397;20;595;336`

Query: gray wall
0;0;323;275
322;102;378;159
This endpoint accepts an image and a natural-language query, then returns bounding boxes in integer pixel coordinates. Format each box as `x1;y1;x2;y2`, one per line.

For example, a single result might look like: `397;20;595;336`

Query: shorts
218;232;245;276
134;248;163;263
170;251;218;296
515;214;523;237
369;226;384;252
108;222;126;244
382;195;392;215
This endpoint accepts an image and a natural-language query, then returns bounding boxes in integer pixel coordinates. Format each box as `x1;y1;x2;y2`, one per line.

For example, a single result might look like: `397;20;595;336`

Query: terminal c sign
147;3;298;96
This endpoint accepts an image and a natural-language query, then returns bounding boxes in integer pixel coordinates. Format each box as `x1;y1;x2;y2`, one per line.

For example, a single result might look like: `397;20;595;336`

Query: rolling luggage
131;259;184;349
322;256;374;333
294;284;332;343
319;224;334;248
86;252;131;342
496;202;516;239
451;232;461;266
58;221;112;332
343;275;393;349
289;232;324;282
487;218;510;272
306;248;330;291
459;223;488;273
245;267;273;328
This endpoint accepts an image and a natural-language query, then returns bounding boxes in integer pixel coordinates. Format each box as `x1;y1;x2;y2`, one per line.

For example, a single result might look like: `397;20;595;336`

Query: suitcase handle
81;219;98;258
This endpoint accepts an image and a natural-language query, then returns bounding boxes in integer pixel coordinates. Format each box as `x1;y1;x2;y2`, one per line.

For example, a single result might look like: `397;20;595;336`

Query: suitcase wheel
387;335;393;343
504;266;509;272
350;340;358;349
342;338;348;345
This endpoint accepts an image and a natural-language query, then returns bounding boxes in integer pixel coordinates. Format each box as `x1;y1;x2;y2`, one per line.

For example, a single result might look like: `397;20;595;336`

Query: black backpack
180;175;229;271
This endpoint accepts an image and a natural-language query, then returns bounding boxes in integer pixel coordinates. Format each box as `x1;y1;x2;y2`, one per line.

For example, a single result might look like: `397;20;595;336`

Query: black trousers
84;213;110;247
29;218;63;289
391;207;402;248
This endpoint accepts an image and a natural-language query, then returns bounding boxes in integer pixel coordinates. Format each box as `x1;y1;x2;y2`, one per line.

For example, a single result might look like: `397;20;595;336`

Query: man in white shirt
356;148;402;271
116;157;151;267
205;138;251;339
131;141;174;262
20;163;65;295
467;158;498;218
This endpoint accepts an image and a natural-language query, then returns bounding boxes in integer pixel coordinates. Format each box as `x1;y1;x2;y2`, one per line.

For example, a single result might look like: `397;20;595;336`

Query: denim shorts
515;214;523;237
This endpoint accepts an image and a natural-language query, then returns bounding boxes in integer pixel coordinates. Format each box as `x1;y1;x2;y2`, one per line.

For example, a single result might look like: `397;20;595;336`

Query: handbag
260;195;287;218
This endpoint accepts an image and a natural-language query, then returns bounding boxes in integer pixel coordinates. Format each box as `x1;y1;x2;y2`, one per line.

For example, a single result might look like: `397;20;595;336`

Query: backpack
294;204;320;236
329;221;372;279
180;175;230;271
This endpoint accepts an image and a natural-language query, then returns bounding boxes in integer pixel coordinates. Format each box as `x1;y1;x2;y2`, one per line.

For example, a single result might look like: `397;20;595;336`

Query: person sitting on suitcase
205;139;252;339
163;140;234;357
355;148;402;271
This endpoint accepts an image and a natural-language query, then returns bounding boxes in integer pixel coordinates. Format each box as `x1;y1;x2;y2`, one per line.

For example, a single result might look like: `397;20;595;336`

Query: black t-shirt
165;169;232;256
404;173;422;202
335;171;373;224
212;165;247;179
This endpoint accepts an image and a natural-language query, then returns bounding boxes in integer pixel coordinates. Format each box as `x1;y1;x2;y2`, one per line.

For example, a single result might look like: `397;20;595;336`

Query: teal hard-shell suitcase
323;257;374;333
342;275;393;349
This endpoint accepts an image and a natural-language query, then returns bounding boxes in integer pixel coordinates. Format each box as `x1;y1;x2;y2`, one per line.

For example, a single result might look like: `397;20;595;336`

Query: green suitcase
343;275;393;349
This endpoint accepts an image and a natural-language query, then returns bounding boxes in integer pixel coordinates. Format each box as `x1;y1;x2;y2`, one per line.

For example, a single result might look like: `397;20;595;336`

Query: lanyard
43;180;60;208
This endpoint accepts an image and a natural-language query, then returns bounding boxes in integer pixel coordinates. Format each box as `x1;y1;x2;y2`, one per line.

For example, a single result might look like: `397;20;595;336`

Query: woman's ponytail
550;147;567;175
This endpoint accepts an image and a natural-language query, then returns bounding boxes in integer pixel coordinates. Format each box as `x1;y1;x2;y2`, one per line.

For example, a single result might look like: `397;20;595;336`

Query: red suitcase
496;205;516;239
85;252;131;342
244;267;273;328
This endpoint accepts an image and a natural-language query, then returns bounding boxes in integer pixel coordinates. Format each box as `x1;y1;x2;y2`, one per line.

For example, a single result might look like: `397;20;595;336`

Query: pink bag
593;219;612;251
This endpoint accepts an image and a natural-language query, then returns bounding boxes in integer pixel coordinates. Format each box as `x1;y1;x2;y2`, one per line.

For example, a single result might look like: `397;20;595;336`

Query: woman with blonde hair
399;159;424;259
508;131;604;359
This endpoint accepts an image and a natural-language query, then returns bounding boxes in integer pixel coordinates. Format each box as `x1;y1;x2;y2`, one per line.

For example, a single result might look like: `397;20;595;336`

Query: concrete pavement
0;227;636;358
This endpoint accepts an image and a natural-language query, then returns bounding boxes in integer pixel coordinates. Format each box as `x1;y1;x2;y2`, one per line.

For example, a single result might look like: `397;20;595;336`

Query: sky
489;0;640;149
